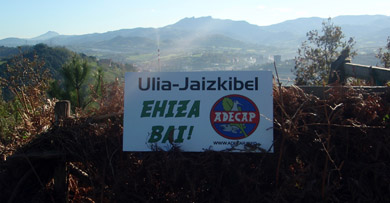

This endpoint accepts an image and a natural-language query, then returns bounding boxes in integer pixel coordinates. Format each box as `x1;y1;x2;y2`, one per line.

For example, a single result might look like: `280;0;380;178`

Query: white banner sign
123;71;273;152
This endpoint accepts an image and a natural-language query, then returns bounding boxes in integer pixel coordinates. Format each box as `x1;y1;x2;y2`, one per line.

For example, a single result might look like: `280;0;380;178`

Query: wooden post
53;101;70;202
328;51;351;84
54;159;67;203
55;100;71;125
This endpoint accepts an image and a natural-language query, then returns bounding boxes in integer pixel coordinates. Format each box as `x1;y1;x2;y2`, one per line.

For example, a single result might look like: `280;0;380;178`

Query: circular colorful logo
210;94;260;140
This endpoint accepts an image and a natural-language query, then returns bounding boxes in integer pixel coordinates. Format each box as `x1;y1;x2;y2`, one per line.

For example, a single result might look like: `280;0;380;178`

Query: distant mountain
31;31;59;41
262;17;323;36
0;31;60;46
90;36;157;53
1;15;389;62
333;15;390;26
0;37;29;47
165;16;273;43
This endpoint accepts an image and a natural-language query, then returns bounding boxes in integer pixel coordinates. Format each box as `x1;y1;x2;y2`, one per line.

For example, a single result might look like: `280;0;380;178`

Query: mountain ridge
1;15;389;62
3;15;389;42
31;31;60;41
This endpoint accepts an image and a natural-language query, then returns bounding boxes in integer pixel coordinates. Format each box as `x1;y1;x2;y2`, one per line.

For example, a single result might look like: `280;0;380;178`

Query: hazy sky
1;0;389;40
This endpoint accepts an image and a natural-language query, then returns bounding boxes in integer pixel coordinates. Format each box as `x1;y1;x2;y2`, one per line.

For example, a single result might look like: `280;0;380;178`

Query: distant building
274;55;282;63
256;55;264;64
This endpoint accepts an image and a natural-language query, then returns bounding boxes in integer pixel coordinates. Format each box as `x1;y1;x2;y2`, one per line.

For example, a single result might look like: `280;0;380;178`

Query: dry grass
1;84;389;202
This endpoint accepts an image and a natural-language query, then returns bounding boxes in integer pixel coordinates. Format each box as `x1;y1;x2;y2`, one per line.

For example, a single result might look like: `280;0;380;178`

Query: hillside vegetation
0;44;136;100
0;45;136;140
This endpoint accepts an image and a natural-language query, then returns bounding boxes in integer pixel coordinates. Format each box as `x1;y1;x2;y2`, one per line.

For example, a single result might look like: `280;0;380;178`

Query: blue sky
1;0;389;40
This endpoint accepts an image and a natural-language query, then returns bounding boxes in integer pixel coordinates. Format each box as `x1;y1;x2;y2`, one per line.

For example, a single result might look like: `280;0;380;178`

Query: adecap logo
210;94;260;140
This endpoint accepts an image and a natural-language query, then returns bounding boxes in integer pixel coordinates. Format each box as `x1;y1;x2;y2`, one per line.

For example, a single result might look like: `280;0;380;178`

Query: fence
329;52;390;85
